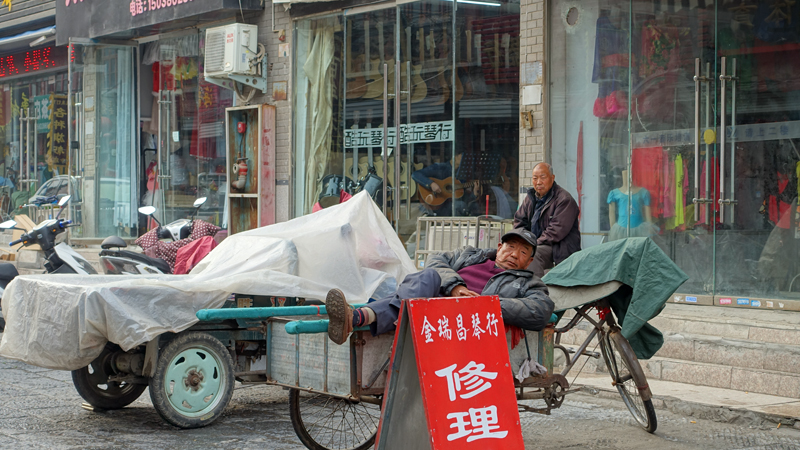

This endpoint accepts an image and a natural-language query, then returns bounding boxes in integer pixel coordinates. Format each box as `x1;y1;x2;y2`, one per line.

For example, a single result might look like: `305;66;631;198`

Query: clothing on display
607;188;650;228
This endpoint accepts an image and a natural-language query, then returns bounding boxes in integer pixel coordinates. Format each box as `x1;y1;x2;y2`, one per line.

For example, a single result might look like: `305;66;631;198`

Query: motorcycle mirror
0;220;17;230
58;195;71;207
138;206;157;216
193;197;207;208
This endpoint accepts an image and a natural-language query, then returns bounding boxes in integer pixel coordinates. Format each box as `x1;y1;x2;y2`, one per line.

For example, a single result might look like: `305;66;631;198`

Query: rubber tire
288;389;380;450
149;332;235;429
71;344;147;410
601;330;658;433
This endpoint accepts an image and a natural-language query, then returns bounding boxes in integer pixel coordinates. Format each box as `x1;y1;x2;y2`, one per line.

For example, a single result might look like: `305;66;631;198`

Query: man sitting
326;229;554;345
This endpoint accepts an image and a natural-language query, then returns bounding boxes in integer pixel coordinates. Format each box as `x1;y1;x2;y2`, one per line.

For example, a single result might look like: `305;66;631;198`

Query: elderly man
326;228;554;345
514;162;581;277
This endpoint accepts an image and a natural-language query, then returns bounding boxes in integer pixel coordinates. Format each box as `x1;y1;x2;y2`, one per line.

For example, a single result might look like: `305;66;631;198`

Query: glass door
68;42;138;239
712;2;800;304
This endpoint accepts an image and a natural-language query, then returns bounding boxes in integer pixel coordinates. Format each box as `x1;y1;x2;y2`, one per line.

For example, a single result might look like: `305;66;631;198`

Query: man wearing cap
326;228;554;345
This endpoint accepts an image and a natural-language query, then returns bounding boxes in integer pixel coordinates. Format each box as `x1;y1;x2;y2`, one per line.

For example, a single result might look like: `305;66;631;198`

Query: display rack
225;104;276;235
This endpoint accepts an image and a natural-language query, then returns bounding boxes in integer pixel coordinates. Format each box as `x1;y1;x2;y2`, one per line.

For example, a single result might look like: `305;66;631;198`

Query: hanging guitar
418;177;491;207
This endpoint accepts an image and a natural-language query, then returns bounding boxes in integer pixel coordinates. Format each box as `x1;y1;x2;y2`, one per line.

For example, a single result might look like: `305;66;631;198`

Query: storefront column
519;0;546;204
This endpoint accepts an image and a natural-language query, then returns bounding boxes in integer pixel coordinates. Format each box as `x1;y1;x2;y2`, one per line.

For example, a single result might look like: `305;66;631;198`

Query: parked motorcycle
0;195;94;331
99;197;212;275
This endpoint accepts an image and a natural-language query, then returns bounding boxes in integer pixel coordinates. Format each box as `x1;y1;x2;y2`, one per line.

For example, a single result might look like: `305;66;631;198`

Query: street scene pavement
2;331;800;450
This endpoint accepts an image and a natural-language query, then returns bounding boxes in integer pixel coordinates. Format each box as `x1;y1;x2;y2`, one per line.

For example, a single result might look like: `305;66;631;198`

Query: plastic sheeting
0;192;415;370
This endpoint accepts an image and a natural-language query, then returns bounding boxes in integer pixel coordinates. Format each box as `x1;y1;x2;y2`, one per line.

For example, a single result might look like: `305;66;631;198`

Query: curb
575;383;800;430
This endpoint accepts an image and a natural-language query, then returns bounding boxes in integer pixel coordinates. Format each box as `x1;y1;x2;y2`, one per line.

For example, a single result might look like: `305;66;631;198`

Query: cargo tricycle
71;279;656;450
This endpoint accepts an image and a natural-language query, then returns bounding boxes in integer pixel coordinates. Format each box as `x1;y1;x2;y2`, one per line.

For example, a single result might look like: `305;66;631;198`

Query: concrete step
656;332;800;375
642;357;800;399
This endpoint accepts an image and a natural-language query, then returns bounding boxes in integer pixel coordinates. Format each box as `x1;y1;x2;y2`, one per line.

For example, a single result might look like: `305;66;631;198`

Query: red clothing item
457;259;505;294
631;147;663;218
174;236;218;274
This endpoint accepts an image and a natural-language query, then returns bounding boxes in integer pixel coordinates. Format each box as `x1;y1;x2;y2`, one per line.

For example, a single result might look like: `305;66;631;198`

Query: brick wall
518;0;546;201
245;5;293;223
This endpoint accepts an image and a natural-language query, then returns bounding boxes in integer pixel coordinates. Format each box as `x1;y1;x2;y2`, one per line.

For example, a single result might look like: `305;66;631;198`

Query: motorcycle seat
101;236;128;249
0;262;18;288
116;250;172;274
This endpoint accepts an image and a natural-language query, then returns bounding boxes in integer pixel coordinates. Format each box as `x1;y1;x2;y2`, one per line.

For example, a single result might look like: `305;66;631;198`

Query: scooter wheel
149;332;235;429
71;344;147;410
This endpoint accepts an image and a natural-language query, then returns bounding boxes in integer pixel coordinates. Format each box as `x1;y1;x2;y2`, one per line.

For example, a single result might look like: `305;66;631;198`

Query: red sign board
377;296;524;449
0;47;67;80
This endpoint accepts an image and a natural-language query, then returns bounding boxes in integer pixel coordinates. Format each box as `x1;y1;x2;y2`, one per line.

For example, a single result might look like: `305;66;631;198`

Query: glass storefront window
549;0;800;303
146;33;231;233
69;44;137;239
293;0;521;244
0;69;70;222
67;32;231;240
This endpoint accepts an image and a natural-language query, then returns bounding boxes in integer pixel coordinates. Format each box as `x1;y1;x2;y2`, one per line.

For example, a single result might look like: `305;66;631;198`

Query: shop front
549;0;800;308
292;0;521;240
55;0;262;239
0;42;71;220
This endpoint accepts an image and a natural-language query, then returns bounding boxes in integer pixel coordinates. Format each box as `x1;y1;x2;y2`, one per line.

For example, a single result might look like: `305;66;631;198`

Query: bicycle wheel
288;389;380;450
600;329;658;433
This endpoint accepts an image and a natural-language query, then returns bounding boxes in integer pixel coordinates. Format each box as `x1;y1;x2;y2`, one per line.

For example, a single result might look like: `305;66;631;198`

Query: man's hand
430;182;442;194
450;285;480;297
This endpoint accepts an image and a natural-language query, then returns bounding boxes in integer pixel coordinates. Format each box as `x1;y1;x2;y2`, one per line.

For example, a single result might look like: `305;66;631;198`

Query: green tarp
542;237;688;360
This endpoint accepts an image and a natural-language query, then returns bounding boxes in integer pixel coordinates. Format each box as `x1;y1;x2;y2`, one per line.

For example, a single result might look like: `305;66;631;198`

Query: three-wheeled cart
72;281;658;450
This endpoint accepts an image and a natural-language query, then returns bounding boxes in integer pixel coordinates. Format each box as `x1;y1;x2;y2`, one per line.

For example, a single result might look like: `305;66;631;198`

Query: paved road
1;332;800;449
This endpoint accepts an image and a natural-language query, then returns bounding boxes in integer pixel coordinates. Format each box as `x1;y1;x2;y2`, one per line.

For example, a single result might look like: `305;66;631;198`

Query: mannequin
607;169;654;241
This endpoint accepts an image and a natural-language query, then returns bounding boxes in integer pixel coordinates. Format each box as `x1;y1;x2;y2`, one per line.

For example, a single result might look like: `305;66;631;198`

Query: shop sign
56;0;262;46
376;296;524;449
33;95;51;133
344;120;455;149
633;120;800;148
0;47;66;80
48;95;68;170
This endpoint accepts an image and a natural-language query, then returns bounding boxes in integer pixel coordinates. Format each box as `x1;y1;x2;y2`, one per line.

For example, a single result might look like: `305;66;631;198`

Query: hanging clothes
631;147;663;218
592;15;629;119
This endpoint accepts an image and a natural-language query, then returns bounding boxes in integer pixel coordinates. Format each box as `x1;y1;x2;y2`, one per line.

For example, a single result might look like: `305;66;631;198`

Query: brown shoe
326;288;353;345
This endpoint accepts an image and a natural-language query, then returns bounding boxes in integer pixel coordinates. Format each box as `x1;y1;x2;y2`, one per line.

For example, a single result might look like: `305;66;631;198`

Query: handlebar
157;227;172;239
9;238;22;246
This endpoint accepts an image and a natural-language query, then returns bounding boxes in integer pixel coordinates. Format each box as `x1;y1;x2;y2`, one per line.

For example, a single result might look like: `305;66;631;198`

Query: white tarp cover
0;192;415;370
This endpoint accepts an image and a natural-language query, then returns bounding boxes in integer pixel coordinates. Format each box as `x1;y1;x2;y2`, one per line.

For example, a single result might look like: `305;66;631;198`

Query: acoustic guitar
418;177;490;207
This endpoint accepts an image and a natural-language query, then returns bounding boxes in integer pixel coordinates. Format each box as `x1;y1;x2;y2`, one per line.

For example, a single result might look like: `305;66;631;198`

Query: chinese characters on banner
48;95;68;172
381;296;524;449
343;120;454;149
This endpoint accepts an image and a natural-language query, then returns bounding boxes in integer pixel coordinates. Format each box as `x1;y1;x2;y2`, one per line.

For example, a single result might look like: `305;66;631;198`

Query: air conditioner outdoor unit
204;24;258;79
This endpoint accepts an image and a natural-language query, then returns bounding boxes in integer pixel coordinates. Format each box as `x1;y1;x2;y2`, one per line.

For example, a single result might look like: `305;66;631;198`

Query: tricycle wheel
149;332;235;428
600;330;658;433
289;389;380;450
71;344;146;410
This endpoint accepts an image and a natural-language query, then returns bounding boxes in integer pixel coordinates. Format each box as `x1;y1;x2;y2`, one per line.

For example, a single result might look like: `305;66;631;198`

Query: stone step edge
660;331;800;354
561;307;800;332
644;356;800;399
572;380;800;429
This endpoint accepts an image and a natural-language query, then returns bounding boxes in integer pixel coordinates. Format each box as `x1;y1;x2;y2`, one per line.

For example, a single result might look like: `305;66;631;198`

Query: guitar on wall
418;177;490;208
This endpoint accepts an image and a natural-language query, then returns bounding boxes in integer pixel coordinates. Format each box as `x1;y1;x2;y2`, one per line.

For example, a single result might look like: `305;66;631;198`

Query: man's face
495;237;535;271
531;164;555;197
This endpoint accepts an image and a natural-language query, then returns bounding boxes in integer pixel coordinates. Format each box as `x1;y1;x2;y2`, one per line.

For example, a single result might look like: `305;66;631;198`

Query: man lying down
326;228;555;344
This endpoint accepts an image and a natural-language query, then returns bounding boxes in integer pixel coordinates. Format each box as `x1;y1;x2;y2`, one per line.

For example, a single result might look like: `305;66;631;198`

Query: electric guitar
418;177;490;207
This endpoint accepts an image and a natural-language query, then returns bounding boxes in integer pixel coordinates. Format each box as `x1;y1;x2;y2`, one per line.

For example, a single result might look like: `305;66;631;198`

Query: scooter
98;197;208;275
0;195;94;330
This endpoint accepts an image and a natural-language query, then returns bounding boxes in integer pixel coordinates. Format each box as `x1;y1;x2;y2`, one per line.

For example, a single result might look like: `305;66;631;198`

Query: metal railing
413;216;514;270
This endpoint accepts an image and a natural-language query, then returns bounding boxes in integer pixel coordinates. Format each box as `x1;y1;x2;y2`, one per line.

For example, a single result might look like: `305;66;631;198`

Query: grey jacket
426;246;555;331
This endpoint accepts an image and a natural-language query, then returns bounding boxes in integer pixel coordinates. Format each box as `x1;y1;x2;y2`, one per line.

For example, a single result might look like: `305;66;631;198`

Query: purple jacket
513;182;581;265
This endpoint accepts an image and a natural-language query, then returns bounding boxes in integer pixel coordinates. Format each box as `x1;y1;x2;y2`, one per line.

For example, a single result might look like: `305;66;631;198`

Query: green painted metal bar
196;304;367;321
285;320;369;335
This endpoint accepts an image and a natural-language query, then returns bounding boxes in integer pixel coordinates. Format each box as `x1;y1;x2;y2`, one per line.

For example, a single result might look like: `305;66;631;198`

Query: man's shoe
326;288;353;345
